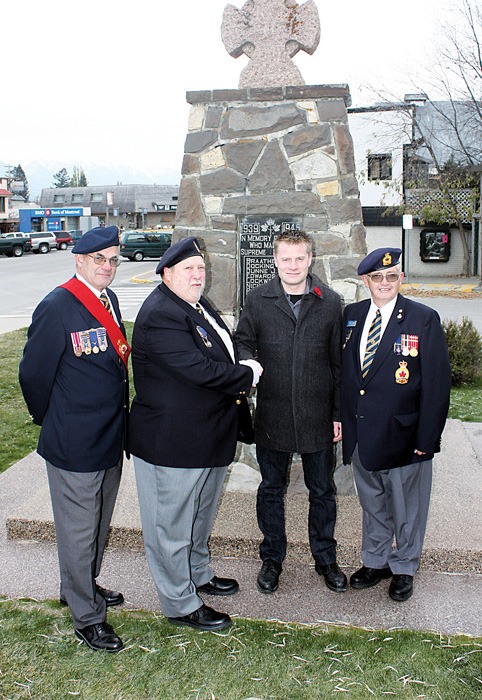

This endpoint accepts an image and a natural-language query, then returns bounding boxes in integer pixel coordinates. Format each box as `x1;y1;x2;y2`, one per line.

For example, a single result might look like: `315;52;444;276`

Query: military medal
196;325;212;348
80;330;92;355
70;331;82;357
89;328;101;354
408;334;419;357
97;327;108;352
393;335;402;355
395;361;410;384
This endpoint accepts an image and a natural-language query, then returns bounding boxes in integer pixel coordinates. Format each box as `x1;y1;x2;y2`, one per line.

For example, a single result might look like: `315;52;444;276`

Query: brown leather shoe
75;622;124;652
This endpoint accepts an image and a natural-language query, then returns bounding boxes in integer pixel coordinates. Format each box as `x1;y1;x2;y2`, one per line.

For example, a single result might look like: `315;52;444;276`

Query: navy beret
72;225;120;254
156;236;204;275
357;247;402;275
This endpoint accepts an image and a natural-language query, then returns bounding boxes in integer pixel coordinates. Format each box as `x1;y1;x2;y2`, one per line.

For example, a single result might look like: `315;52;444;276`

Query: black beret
357;247;402;275
156;236;204;275
72;225;120;254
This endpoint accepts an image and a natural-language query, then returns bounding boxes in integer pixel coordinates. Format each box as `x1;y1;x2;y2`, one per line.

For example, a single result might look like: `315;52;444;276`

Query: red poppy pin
313;286;322;297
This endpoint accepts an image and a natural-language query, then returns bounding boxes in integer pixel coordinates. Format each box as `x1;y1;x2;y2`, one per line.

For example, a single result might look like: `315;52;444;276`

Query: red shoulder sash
59;278;131;367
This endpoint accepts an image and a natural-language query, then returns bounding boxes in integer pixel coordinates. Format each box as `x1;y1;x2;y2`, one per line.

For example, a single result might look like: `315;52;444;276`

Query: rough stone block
326;197;362;226
174;177;208;227
286;85;350;103
304;214;329;231
316;98;348;122
223;140;265;176
205;105;224;129
220;103;306;139
283;123;332;157
181;154;200;176
184;130;218;154
329;256;362;281
200;168;246;195
204;253;237;313
188;104;205;131
313;232;349;256
335;124;356;175
186;90;212;104
341;176;360;197
316;180;340;198
210;215;239;231
204;196;223;215
223;191;327;216
200;147;226;172
291;151;338;182
249;140;295;192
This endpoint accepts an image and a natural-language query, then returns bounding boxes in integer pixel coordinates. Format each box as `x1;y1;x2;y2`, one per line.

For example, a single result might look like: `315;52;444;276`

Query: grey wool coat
233;274;342;454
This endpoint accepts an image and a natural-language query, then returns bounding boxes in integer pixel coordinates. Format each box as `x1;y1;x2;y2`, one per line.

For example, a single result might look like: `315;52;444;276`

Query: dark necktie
195;303;204;317
362;309;382;378
100;291;114;317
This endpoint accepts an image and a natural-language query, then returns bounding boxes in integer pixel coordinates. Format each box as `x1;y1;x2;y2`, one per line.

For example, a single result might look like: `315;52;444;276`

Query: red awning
0;189;13;196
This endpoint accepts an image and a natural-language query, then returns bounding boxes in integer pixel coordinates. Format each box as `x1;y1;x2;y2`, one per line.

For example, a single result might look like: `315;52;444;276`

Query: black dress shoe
197;576;239;596
60;584;124;608
75;622;124;652
315;562;348;592
257;559;282;593
389;574;414;601
168;604;231;631
350;566;392;589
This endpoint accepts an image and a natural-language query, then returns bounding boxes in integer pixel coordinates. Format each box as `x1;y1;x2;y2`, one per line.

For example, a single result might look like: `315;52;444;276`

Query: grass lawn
1;323;481;474
0;598;481;700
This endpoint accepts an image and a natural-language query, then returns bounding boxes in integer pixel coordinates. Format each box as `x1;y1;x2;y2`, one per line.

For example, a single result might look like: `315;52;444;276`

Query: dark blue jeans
256;445;338;566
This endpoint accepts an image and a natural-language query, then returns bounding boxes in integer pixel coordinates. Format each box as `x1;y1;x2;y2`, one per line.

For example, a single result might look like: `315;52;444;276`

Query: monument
174;0;366;320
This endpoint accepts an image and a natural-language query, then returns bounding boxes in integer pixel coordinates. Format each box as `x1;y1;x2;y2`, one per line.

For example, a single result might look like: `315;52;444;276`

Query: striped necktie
362;309;382;378
100;291;114;317
195;303;204;316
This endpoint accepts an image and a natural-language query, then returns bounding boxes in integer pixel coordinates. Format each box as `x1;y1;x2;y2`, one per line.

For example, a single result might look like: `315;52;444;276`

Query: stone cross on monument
221;0;321;88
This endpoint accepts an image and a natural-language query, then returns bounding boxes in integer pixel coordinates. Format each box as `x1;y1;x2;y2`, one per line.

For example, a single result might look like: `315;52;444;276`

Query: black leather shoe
168;604;231;631
389;574;414;601
60;584;124;608
75;622;124;652
257;559;282;593
350;566;392;589
315;562;348;592
197;576;239;596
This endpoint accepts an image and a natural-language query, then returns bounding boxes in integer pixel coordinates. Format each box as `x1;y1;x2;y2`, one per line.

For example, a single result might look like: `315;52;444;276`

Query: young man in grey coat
234;231;345;594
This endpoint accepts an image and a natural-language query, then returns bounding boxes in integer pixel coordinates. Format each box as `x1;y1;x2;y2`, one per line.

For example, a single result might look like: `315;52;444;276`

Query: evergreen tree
10;164;30;201
52;168;71;188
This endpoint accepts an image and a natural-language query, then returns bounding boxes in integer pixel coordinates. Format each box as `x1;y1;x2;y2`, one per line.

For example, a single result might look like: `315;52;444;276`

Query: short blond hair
273;231;312;255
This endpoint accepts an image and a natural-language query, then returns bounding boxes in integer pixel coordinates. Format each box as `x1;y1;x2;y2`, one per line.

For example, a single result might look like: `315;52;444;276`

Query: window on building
90;193;103;202
72;193;83;203
367;154;392;181
0;198;5;213
54;194;65;203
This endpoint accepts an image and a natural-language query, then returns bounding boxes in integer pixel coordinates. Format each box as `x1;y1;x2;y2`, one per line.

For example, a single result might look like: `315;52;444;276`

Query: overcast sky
2;0;457;189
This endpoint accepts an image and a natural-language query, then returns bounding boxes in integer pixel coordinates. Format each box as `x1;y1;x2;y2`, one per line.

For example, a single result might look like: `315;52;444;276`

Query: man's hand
239;359;263;386
333;421;342;443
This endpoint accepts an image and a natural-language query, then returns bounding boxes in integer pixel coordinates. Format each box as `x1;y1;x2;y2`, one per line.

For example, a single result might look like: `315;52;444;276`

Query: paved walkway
2;419;481;637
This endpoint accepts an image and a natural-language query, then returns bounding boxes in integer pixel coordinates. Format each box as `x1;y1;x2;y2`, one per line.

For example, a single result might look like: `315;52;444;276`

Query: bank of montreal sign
33;208;90;217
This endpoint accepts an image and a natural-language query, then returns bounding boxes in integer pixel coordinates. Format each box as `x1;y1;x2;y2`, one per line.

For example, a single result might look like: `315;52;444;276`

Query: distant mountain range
1;160;181;201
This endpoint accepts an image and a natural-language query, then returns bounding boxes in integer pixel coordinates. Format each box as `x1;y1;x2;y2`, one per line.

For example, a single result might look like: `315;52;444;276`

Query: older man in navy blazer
129;237;262;631
19;226;129;652
341;248;451;601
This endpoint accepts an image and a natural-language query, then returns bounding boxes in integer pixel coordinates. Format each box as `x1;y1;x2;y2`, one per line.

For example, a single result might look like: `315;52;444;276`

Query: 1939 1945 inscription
239;216;302;307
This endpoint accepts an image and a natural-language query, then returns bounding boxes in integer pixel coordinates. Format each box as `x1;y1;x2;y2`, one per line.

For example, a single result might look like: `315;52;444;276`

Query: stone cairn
174;0;367;319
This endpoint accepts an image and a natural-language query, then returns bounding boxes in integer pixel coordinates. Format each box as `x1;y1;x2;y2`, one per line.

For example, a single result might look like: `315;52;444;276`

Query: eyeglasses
367;272;400;283
86;253;121;268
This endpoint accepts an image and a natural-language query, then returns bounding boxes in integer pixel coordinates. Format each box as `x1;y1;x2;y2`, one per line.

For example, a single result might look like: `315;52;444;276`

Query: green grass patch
0;598;481;700
1;322;481;474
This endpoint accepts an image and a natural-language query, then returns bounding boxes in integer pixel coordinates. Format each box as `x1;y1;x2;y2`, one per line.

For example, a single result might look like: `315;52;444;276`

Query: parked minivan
119;230;172;261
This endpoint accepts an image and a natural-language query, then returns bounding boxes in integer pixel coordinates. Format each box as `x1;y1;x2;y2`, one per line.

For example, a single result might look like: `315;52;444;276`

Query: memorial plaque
239;215;302;307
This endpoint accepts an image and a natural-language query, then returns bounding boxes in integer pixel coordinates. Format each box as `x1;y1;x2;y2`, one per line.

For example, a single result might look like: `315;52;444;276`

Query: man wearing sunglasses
19;225;129;652
340;247;451;602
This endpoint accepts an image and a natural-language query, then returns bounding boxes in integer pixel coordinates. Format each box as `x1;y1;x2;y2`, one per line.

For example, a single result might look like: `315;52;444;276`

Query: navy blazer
19;284;128;472
341;293;451;471
128;283;253;468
